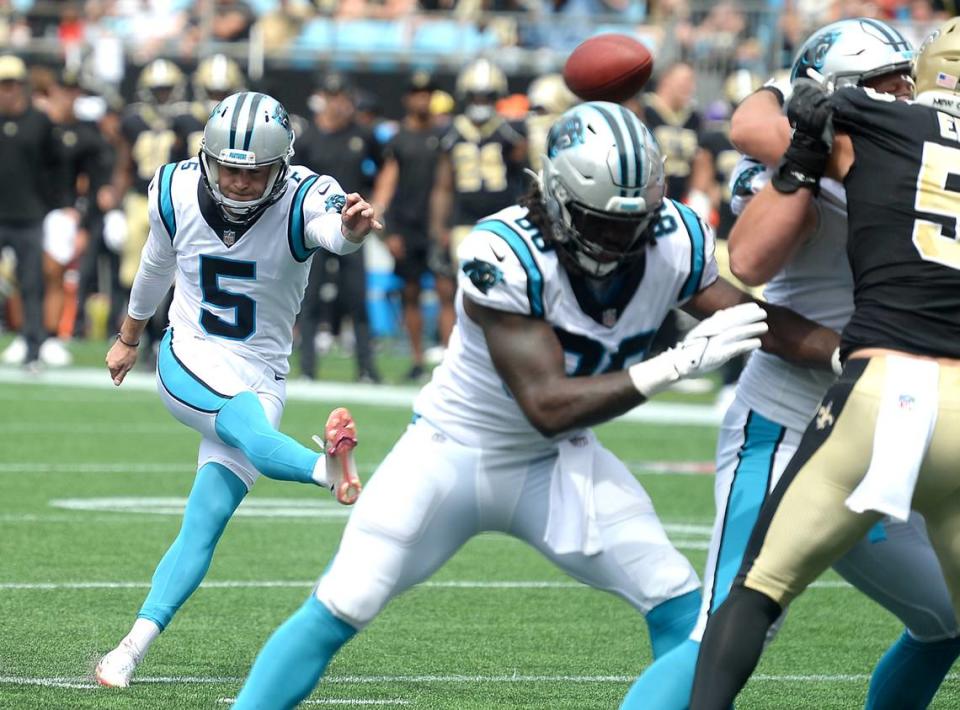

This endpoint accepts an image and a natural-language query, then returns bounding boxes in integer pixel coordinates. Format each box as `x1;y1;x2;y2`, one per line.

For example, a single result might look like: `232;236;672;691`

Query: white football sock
123;618;161;659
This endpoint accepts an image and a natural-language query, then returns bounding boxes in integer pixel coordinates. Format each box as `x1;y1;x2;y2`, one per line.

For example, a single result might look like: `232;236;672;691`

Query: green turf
1;379;957;708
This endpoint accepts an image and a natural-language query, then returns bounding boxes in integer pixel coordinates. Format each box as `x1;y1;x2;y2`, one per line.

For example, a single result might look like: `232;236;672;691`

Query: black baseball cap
317;72;353;95
406;70;436;94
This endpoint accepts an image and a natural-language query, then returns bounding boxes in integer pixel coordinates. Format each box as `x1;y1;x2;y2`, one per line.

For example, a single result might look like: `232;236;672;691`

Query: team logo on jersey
462;258;503;294
222;229;236;247
325;194;346;214
815;401;835;430
732;163;765;197
547;116;584;157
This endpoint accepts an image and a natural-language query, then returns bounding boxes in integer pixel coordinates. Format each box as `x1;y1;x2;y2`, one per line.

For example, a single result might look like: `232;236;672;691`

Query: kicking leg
234;420;480;707
96;461;247;687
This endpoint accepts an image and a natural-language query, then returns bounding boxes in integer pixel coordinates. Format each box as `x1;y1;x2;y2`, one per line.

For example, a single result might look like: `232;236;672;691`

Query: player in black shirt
643;62;703;203
429;58;526;349
295;73;382;383
690;21;960;708
0;55;65;367
370;72;443;380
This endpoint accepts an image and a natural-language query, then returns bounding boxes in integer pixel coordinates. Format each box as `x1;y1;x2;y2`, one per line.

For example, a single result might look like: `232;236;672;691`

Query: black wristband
116;332;140;348
771;133;829;195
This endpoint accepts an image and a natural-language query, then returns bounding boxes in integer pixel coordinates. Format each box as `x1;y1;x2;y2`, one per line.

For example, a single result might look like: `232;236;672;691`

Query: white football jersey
728;156;854;431
414;201;718;449
130;160;355;376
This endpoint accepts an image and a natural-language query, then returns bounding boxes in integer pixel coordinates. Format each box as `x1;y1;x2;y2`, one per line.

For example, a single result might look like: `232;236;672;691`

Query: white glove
629;302;768;398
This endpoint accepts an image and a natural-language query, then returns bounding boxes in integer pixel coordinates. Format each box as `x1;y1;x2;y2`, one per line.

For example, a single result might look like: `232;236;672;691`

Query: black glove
786;79;834;144
772;80;834;195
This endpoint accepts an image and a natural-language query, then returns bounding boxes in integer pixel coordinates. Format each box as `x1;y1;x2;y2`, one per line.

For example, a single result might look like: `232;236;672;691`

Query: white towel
544;432;603;556
845;356;940;522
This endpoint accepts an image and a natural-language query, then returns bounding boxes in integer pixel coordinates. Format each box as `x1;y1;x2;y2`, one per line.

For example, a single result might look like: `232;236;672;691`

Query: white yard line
3;672;949;687
0;366;721;426
219;699;410;706
0;579;852;591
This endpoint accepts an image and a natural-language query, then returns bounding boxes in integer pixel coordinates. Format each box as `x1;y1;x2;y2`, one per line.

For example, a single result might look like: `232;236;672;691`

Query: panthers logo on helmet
272;103;291;132
547;116;584;157
791;30;841;82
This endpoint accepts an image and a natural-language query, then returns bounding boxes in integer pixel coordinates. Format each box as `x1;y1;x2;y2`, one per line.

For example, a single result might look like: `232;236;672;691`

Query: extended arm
684;277;840;370
463;295;646;436
464;290;767;437
729;88;792;166
728;186;817;285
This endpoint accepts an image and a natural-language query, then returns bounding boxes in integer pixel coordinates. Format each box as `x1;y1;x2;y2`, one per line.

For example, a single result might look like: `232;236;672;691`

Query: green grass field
1;359;958;708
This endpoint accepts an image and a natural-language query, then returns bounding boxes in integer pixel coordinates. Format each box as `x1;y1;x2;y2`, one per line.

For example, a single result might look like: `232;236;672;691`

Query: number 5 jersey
128;160;358;376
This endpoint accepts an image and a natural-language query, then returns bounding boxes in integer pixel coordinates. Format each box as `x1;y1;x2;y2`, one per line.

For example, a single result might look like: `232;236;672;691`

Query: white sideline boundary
0;579;852;591
0;366;722;426
3;672;953;687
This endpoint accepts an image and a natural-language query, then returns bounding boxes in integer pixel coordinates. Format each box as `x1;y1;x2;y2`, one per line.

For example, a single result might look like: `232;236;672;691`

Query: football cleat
312;407;361;505
95;639;141;688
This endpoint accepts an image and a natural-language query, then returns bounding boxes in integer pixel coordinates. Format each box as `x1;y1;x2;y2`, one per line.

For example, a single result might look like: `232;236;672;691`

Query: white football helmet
199;92;294;222
539;102;665;279
790;18;914;90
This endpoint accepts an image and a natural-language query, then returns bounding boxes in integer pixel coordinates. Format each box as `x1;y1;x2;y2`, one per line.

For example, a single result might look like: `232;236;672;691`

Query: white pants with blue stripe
156;328;285;489
315;417;700;629
694;395;957;642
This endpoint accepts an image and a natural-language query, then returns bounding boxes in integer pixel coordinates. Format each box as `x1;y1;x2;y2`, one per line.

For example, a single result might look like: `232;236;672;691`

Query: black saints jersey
700;126;739;239
831;87;960;359
441;114;525;227
121;102;204;195
643;94;701;201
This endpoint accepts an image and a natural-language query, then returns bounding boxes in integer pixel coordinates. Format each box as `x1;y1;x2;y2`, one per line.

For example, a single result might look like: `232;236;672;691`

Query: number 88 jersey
413;201;718;450
830;87;960;359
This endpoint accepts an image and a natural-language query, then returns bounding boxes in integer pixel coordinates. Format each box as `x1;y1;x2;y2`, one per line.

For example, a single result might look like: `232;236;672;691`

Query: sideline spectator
370;71;443;381
0;56;65;368
296;73;382;383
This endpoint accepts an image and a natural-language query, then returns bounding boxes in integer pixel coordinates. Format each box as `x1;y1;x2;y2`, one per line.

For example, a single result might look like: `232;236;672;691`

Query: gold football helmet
723;69;762;107
193;54;246;109
914;17;960;114
136;59;186;107
527;74;578;116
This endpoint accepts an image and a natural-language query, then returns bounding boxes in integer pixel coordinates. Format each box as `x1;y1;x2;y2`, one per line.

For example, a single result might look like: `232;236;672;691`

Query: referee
0;56;64;367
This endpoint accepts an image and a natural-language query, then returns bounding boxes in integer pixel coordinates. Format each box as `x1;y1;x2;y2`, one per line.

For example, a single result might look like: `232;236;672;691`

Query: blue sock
138;462;247;629
646;589;701;659
215;390;320;484
620;638;700;710
866;631;960;710
233;596;357;709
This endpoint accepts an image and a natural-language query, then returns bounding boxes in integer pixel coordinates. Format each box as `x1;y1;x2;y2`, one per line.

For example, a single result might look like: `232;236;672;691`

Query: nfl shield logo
602;309;617;327
222;229;236;247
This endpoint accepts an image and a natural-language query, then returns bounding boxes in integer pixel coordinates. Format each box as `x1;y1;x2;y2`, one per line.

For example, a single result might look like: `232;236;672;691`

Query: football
562;34;654;103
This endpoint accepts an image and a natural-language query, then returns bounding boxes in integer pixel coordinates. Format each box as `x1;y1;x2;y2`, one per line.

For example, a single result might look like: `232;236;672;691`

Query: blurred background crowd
0;0;955;384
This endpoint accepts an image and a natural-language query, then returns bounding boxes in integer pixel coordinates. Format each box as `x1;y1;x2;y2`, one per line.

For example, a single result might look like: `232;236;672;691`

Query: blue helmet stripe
618;105;643;192
590;104;629;197
229;92;248;150
242;93;264;152
862;18;912;53
474;219;544;318
287;174;319;262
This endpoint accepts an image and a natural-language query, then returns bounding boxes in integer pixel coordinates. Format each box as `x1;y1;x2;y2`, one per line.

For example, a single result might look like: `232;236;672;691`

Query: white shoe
0;335;26;365
95;639;141;688
39;338;73;367
312;407;361;505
